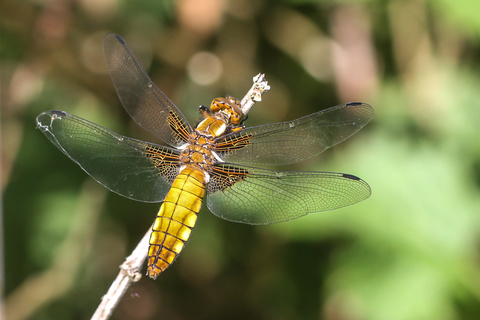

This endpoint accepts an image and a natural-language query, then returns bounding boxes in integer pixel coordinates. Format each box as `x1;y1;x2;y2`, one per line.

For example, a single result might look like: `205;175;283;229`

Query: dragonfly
36;34;374;279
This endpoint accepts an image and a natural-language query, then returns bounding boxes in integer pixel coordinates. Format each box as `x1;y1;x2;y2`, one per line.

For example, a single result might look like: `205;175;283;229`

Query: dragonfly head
210;96;243;126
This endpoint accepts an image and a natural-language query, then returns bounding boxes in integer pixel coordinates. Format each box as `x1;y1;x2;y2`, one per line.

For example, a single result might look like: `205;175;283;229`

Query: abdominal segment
147;166;206;279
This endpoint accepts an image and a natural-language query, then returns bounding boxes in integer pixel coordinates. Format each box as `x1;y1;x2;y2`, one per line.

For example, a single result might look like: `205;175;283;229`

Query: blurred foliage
3;0;480;319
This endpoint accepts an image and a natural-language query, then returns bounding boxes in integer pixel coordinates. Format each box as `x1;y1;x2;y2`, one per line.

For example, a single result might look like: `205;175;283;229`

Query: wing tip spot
342;173;360;181
347;102;363;107
114;34;125;44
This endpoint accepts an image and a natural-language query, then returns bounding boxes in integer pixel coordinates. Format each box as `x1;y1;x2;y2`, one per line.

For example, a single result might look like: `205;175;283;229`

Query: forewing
36;111;181;202
103;33;192;147
215;102;374;166
206;164;371;225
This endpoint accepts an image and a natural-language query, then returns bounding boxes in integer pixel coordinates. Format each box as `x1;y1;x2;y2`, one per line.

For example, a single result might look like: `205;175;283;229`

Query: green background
3;0;480;319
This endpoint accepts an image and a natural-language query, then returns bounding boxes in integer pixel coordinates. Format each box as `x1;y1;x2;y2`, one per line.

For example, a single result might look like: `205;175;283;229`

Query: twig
240;73;271;115
90;229;149;320
90;73;270;320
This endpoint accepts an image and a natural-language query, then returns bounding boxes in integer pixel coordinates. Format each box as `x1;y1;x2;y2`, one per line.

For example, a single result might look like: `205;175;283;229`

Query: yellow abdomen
147;166;205;279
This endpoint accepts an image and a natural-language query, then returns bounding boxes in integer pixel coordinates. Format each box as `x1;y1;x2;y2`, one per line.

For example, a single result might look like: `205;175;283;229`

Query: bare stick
240;73;270;115
90;229;149;320
90;73;269;320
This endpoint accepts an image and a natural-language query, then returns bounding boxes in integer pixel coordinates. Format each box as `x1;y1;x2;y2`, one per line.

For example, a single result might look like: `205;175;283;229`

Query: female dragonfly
36;34;374;279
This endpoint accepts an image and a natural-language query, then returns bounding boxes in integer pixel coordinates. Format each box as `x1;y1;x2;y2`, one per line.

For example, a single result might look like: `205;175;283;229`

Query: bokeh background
3;0;480;319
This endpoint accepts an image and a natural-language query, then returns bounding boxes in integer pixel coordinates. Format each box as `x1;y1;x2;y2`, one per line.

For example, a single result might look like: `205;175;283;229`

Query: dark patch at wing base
208;164;249;193
167;111;190;144
214;133;253;152
145;145;182;184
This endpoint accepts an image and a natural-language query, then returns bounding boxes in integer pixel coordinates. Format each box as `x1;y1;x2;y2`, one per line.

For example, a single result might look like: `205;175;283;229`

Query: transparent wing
103;33;192;148
206;164;371;225
36;110;181;202
214;102;374;166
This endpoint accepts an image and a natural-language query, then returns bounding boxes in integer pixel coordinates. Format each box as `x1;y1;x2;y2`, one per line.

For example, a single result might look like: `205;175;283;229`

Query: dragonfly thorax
180;130;217;171
195;116;228;137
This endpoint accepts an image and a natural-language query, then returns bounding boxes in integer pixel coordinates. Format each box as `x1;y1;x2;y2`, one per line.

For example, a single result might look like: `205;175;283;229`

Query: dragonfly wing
206;164;371;225
215;102;374;166
36;110;181;202
103;34;192;148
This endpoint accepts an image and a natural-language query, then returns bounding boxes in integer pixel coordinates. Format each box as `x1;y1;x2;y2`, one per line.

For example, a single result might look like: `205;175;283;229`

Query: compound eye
226;96;243;125
210;96;243;125
210;97;229;113
230;109;242;124
231;114;240;123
